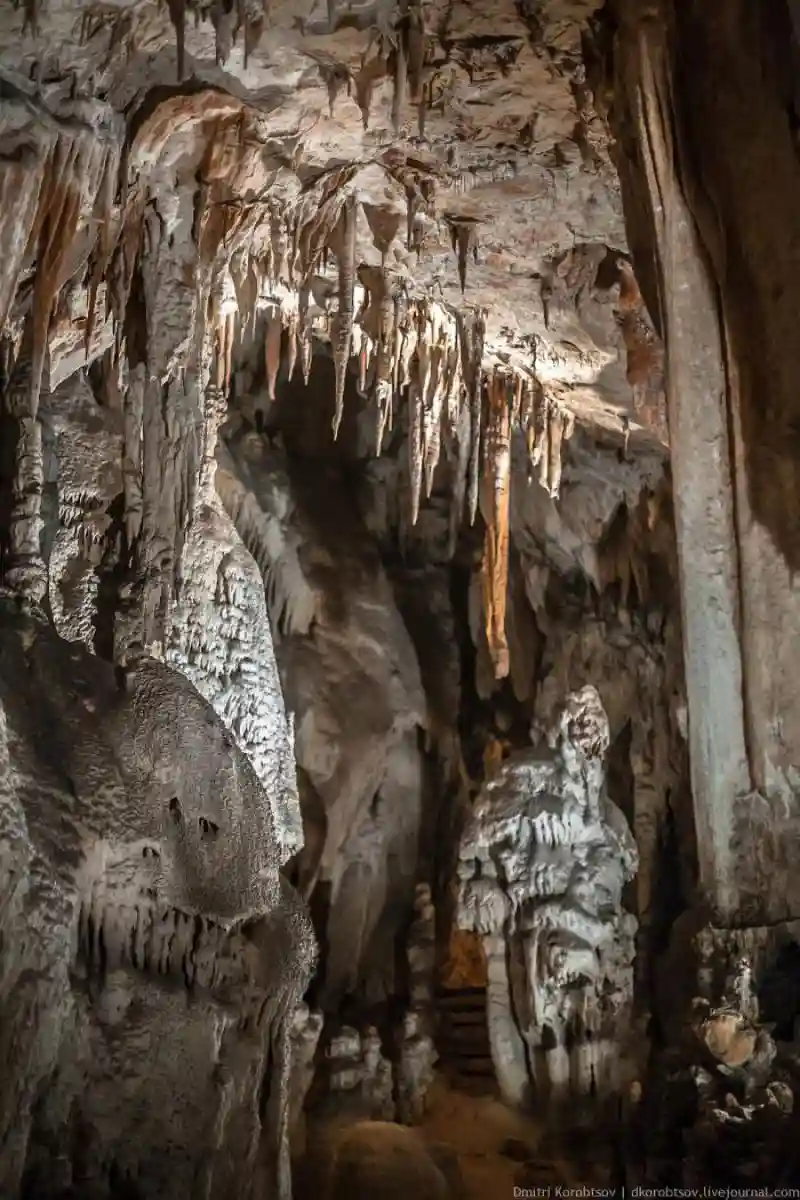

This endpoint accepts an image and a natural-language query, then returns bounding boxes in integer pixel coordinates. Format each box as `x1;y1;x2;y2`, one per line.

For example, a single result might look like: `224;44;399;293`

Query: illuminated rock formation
0;604;314;1197
457;686;638;1114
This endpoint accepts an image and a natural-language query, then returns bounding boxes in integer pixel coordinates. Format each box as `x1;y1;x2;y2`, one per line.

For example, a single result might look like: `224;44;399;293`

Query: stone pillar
612;0;800;926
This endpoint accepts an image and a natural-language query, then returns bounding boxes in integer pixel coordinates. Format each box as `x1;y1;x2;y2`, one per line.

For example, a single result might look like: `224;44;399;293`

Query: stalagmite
458;688;638;1109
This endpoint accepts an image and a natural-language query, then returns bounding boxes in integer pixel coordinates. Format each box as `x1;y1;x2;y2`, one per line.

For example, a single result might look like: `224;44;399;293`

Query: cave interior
2;0;800;1195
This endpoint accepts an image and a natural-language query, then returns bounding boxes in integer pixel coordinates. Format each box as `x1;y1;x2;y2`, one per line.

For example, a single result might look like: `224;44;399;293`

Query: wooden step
439;1008;487;1026
436;987;486;1005
437;1028;491;1049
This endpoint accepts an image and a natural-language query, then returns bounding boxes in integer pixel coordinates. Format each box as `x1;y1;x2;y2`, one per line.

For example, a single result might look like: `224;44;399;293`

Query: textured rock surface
12;0;800;1191
220;418;427;1006
457;686;638;1113
0;602;313;1197
319;1120;453;1200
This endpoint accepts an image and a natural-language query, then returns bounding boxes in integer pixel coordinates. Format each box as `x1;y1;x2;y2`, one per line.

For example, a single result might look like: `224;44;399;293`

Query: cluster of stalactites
155;0;432;146
0;122;119;421
208;223;576;691
0;107;119;603
0;97;577;691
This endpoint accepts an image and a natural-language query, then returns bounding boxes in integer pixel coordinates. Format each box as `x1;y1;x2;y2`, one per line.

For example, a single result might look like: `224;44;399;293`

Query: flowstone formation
457;685;638;1116
0;603;314;1199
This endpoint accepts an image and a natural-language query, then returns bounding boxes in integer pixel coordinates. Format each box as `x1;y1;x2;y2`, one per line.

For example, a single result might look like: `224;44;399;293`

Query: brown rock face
323;1121;452;1200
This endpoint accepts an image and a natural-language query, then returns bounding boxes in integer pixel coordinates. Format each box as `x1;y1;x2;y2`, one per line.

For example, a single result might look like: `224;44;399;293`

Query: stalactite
3;332;47;604
423;323;445;498
284;311;298;383
223;310;236;395
166;0;187;80
84;144;120;356
354;55;386;130
21;0;41;35
481;370;512;680
614;255;666;441
357;329;369;394
262;240;274;291
242;0;266;66
264;306;282;402
397;303;417;393
535;395;552;491
0;149;46;333
546;406;573;498
391;28;408;133
443;337;461;434
29;137;84;417
298;284;313;385
455;308;485;525
511;374;523;428
417;78;432;139
407;0;426;104
269;207;289;288
314;58;352;118
296;166;358;285
371;274;395;452
416;304;432;404
362;202;402;267
447;219;479;294
329;193;358;439
391;292;404;398
408;377;423;525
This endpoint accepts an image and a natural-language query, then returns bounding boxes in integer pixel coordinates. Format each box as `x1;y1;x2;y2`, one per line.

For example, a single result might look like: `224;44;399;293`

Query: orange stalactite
481;371;512;681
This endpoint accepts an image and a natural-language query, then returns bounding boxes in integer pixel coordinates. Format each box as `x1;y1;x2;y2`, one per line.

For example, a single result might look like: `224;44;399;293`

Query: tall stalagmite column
610;0;800;927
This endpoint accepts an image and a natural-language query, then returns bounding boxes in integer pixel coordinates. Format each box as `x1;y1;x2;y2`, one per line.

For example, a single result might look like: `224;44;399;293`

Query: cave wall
0;606;313;1197
0;0;708;1188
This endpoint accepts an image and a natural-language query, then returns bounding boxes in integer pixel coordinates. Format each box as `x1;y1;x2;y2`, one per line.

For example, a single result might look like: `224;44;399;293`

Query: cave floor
420;1075;622;1197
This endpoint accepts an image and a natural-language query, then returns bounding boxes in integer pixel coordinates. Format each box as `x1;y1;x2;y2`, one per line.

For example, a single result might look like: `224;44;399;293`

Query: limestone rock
457;685;638;1111
0;604;314;1197
323;1121;452;1200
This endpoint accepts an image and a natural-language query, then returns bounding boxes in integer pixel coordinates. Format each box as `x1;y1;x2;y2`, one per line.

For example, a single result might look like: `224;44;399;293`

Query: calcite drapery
457;685;638;1115
0;604;313;1198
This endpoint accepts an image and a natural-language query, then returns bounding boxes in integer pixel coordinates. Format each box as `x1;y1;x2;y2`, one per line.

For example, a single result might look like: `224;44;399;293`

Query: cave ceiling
0;0;660;450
